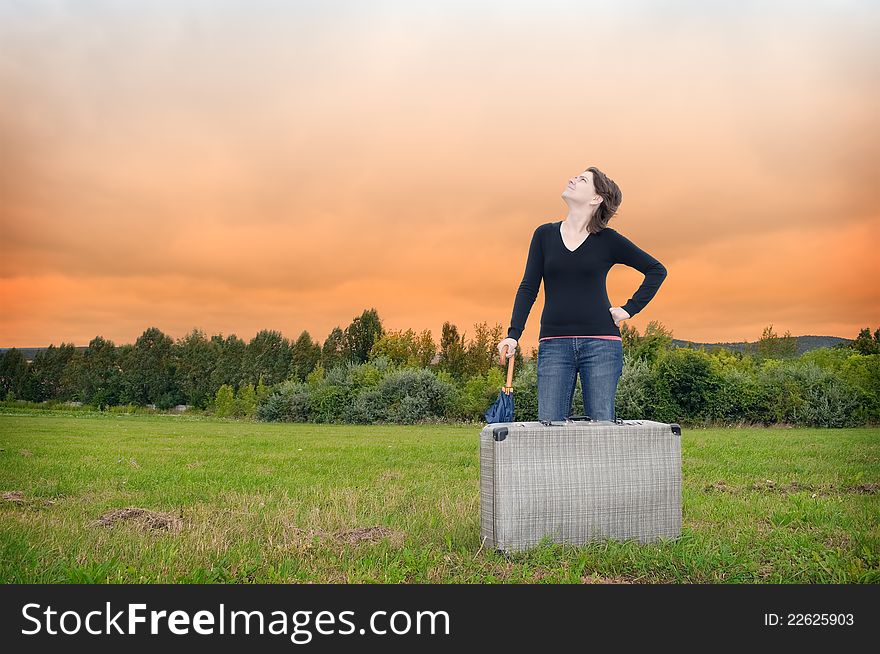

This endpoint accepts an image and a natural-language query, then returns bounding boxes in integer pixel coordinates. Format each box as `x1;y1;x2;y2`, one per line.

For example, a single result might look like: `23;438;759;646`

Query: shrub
257;379;311;422
615;356;653;421
213;384;235;418
510;360;538;421
309;383;350;423
839;353;880;422
434;369;467;421
366;368;454;424
704;366;763;425
344;387;384;424
256;380;311;422
461;368;507;420
245;341;880;427
651;348;720;424
787;361;865;428
155;391;179;411
235;382;257;418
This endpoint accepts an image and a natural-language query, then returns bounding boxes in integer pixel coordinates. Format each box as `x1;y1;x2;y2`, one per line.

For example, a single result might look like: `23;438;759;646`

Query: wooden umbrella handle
501;344;515;395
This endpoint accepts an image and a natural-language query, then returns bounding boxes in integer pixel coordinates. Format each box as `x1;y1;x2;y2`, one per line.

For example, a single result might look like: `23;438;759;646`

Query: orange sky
2;1;878;354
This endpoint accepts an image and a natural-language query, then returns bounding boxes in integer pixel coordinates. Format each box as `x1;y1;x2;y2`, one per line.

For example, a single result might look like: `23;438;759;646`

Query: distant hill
2;336;854;363
671;335;852;357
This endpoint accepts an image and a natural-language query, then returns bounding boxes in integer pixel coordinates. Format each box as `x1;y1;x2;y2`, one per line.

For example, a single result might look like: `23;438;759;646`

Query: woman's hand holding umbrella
484;339;518;424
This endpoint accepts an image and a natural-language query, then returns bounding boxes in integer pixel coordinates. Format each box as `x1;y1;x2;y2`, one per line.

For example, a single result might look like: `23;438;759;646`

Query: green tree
438;321;468;380
244;329;292;387
235;382;257;418
28;342;79;401
465;321;505;377
255;375;270;405
214;384;235;417
0;348;30;401
174;328;217;408
344;308;384;364
852;327;880;355
753;324;797;359
370;328;423;367
321;327;349;371
119;327;180;406
621;320;674;366
209;333;247;392
415;329;437;368
306;364;325;386
76;336;121;408
289;331;322;381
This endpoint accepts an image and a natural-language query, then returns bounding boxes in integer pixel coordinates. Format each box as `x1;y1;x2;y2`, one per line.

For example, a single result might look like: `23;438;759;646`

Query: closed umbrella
483;343;516;424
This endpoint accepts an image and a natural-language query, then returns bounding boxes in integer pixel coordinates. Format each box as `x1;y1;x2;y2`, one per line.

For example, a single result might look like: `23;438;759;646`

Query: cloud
1;0;877;346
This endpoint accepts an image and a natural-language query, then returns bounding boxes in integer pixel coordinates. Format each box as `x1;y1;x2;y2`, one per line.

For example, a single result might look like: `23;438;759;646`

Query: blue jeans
537;337;624;422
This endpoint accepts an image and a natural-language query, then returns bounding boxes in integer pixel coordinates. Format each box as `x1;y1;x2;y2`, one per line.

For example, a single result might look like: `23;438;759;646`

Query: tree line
0;308;522;409
1;313;878;427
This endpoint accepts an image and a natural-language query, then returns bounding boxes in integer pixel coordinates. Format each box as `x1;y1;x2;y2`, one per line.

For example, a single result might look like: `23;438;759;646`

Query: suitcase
480;416;682;553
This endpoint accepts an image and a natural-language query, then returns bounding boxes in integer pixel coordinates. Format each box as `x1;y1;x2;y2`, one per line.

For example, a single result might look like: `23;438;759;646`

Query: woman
496;167;667;422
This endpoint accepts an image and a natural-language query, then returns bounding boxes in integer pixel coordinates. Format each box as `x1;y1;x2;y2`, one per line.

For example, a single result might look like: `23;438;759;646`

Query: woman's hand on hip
609;307;631;327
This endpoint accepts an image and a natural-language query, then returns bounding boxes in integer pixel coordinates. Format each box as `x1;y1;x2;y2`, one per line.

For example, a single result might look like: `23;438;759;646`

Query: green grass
1;407;878;583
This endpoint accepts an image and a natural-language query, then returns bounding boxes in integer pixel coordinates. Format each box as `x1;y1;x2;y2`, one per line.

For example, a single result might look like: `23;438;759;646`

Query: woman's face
561;170;596;204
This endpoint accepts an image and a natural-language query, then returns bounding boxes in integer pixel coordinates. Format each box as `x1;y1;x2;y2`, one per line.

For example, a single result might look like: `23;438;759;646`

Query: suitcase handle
539;414;590;426
540;415;625;426
570;414;625;425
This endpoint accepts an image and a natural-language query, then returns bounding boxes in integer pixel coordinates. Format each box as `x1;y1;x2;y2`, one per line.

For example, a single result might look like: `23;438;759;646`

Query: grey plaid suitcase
480;416;682;552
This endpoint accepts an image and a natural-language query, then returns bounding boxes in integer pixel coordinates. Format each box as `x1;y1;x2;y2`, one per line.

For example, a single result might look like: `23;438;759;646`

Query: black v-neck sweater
506;221;668;341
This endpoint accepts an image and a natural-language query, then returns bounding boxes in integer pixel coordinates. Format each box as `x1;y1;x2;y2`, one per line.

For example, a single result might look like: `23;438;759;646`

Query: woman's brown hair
586;166;623;233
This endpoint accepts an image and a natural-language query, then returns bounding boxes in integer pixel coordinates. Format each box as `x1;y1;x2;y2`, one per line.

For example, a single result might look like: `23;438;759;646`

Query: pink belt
539;335;622;341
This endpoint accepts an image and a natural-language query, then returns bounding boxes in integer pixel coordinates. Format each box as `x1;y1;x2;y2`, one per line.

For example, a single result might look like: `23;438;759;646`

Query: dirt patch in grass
94;507;183;533
283;524;405;548
19;449;33;457
581;573;634;584
284;526;327;545
750;480;878;496
2;490;57;508
750;479;811;494
824;532;853;550
334;526;404;546
705;479;876;497
704;480;737;493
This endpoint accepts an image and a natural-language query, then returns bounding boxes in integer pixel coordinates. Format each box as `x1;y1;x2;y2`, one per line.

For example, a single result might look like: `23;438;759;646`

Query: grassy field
1;407;878;583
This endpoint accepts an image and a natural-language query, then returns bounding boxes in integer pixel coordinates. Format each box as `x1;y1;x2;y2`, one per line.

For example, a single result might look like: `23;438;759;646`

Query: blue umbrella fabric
484;344;516;424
